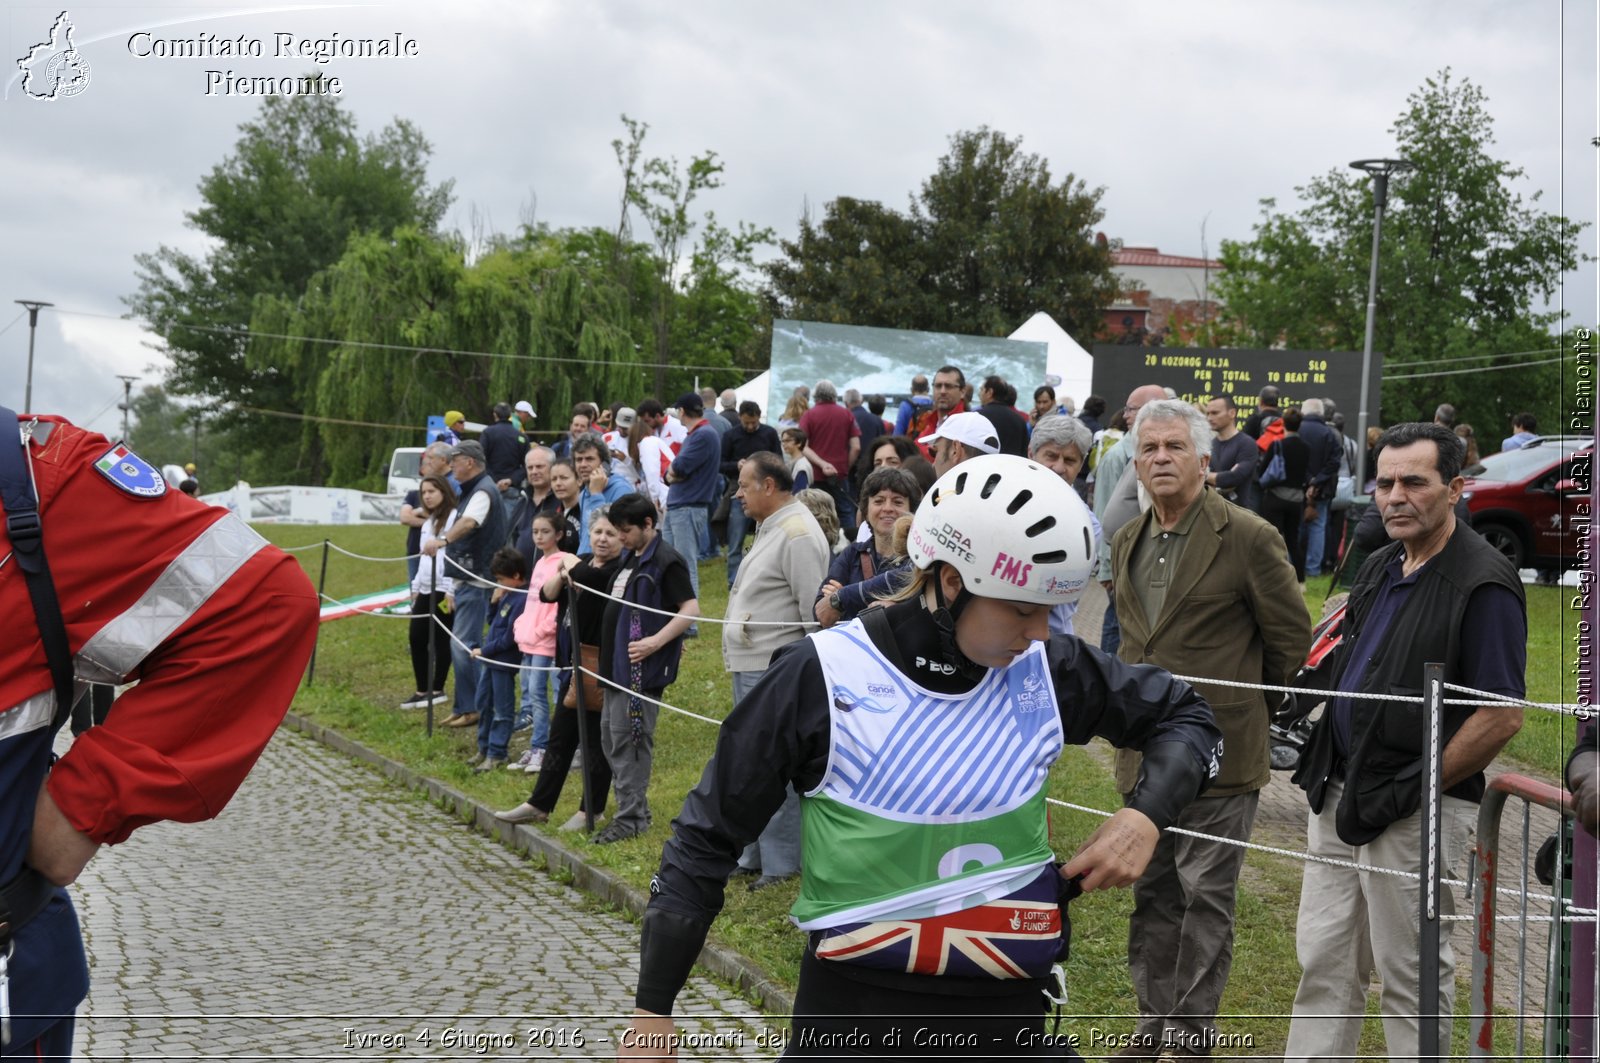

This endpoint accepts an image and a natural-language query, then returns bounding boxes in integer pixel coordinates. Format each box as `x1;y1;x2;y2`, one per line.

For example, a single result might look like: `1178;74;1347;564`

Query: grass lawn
276;524;1573;1054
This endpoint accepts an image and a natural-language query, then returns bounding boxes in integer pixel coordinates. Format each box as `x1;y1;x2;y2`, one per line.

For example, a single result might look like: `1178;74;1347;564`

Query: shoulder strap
858;548;876;581
0;408;75;732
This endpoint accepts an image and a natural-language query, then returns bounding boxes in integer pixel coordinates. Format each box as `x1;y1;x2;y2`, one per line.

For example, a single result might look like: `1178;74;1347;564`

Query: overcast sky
2;0;1595;437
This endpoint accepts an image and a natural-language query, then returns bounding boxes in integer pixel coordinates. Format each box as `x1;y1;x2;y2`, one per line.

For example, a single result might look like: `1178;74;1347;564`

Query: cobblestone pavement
65;728;775;1061
1073;580;1571;1036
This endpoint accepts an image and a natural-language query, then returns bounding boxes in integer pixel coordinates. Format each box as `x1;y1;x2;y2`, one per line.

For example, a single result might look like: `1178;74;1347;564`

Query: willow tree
248;227;647;488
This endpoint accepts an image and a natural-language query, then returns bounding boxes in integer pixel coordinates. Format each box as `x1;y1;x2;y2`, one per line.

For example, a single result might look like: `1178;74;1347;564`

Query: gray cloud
2;0;1593;432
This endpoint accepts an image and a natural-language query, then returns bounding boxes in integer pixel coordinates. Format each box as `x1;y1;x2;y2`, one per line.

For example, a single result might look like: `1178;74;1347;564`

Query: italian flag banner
320;585;412;623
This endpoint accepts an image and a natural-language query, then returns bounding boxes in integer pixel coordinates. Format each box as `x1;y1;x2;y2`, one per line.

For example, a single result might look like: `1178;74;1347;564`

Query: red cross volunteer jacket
2;415;318;846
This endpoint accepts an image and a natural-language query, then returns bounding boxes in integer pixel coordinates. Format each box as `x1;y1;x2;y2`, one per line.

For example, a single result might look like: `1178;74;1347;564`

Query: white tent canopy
1009;311;1095;408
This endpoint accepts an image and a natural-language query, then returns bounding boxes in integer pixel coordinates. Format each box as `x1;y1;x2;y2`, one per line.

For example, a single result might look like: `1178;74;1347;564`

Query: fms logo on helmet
16;11;92;100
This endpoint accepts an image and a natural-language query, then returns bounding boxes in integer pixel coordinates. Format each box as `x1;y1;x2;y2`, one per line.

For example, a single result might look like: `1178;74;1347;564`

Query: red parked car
1461;436;1592;571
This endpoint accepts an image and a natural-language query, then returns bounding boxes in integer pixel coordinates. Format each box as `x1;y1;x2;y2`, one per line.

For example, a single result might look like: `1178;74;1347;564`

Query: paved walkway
66;728;773;1060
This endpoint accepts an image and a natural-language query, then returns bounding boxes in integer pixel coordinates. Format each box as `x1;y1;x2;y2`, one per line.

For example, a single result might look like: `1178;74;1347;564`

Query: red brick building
1100;237;1223;345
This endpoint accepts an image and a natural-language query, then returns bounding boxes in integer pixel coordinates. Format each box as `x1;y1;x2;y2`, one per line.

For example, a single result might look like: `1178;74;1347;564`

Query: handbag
1259;442;1288;489
561;642;604;712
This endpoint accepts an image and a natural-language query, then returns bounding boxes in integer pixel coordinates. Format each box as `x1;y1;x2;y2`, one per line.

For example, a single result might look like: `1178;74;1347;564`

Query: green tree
247;226;648;489
126;385;200;467
764;128;1118;341
125;84;454;481
612;116;773;398
1215;70;1588;428
762;197;931;327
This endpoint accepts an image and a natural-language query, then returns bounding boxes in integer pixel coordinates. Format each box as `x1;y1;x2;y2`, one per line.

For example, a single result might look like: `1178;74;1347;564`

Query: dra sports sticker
93;443;167;498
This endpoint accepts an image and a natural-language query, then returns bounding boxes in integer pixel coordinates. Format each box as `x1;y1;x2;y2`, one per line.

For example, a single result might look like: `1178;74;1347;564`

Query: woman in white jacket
402;473;458;708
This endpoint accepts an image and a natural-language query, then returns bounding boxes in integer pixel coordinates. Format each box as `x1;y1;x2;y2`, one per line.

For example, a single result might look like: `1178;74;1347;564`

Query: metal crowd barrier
1468;772;1585;1059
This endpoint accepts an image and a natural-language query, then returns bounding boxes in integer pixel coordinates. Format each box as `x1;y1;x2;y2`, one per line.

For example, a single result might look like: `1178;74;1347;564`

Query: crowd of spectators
389;366;1543;1061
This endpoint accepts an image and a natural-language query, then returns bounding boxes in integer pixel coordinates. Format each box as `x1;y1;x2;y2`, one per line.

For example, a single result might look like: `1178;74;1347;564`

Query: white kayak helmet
907;453;1094;605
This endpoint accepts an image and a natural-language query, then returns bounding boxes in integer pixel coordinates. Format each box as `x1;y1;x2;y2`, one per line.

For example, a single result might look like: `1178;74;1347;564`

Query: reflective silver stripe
0;690;55;743
75;514;268;684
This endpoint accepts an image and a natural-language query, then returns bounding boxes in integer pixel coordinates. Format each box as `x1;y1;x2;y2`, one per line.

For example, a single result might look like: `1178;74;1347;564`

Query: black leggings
408;592;453;692
527;681;612;816
1259;491;1307;582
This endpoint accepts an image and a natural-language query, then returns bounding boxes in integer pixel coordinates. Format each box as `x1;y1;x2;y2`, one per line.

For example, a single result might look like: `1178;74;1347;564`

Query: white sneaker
507;749;534;771
559;811;604;832
523;749;546;774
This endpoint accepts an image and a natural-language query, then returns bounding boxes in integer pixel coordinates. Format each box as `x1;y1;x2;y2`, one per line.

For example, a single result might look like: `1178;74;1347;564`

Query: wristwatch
828;590;843;612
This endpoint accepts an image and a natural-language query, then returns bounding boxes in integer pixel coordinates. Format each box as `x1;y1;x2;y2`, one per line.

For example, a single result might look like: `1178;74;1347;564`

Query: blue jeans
726;496;752;587
664;505;707;628
475;658;517;759
448;580;490;716
1100;587;1122;656
519;653;555;752
1303;497;1331;576
732;669;802;877
819;476;857;537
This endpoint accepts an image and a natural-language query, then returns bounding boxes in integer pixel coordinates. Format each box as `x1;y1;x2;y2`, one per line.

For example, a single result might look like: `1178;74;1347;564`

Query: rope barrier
319;559;1587;920
1442;683;1588;717
325;540;1583;706
434;546;824;627
279;541;331;553
570;577;823;628
325;541;421;564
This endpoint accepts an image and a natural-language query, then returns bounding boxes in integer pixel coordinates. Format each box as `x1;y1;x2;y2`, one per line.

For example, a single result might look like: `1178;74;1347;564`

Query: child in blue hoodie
470;547;529;771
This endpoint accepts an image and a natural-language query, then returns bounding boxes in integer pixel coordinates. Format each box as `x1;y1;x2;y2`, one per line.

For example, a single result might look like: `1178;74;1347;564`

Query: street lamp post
14;299;53;412
1348;158;1413;496
116;375;139;443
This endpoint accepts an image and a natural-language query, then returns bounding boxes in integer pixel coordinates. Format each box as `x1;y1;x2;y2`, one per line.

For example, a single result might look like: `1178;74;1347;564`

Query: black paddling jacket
634;599;1222;1014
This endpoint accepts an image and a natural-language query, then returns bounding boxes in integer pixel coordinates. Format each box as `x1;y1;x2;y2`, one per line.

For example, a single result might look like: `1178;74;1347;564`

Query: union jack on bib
815;897;1062;979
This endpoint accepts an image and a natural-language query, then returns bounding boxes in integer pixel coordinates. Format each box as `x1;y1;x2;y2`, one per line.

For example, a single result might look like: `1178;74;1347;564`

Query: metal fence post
306;538;330;686
1420;661;1445;1062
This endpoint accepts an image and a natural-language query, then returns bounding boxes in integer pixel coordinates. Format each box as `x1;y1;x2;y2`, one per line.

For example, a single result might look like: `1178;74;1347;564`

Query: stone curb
281;712;796;1019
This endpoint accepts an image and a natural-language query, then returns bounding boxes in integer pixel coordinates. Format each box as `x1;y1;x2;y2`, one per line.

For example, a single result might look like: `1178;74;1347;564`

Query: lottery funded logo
17;11;92;100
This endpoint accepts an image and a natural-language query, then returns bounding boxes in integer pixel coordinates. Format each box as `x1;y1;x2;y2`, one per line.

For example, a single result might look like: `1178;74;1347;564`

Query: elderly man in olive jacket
1109;399;1311;1059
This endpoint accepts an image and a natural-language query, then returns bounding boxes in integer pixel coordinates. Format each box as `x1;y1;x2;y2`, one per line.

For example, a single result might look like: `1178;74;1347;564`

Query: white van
385;447;425;496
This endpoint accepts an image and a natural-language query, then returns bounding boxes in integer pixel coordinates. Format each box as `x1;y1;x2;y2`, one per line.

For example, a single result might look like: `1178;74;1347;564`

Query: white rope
429;614;567;672
575;665;726;726
1044;795;1577;909
1170;673;1577;718
279;541;330;553
1442;683;1588;717
1168;673;1421;703
326;541;421;564
570;577;822;628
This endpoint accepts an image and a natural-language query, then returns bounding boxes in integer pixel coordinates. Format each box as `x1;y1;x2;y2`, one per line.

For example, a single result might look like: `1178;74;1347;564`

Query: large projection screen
768;319;1049;422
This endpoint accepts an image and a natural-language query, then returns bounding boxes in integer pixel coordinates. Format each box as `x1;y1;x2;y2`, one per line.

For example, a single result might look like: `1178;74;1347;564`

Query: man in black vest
1285;422;1526;1063
421;440;509;728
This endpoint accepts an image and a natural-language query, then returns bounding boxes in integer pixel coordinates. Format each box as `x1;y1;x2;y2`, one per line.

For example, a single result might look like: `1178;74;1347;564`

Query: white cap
614;407;637;430
918;411;1000;455
514;400;536;419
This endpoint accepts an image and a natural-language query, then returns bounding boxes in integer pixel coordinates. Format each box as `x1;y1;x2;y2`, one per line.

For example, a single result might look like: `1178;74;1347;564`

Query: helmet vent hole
954;472;968;494
1033;549;1068;565
1025;515;1056;537
1082;526;1093;558
1006;490;1032;515
980;473;1002;499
